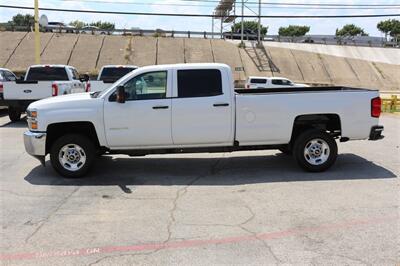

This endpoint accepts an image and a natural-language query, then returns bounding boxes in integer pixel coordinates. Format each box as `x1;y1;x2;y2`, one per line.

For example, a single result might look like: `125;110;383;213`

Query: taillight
245;84;249;89
371;97;381;118
52;83;59;96
0;83;3;94
86;82;91;92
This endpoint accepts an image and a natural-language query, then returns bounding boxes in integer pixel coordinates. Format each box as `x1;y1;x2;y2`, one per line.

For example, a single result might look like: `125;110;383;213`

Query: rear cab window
99;67;137;81
177;69;222;98
26;67;69;81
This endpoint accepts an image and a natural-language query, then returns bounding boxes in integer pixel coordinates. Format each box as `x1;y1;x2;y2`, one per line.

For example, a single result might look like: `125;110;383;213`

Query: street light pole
258;0;261;45
34;0;41;64
240;0;244;46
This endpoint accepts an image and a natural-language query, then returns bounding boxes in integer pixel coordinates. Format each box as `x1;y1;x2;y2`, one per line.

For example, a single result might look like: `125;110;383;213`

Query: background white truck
88;65;138;92
23;63;384;178
0;65;86;121
245;76;309;89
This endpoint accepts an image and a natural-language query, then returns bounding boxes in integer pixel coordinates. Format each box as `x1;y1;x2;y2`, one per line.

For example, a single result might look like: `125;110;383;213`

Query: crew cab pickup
88;65;138;92
0;65;86;121
23;63;384;178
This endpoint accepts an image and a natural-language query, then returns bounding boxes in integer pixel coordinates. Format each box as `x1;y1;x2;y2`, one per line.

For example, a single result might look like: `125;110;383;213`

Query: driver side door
103;70;173;148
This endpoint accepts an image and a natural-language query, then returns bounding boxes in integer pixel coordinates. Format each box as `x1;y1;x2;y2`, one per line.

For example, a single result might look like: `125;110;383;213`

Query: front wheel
50;134;96;178
293;129;338;172
8;106;22;122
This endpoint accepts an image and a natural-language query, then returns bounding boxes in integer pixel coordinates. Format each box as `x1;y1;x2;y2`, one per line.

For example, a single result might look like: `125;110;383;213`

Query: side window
4;71;16;81
177;69;222;98
70;68;79;80
250;78;267;84
271;79;283;85
122;71;167;101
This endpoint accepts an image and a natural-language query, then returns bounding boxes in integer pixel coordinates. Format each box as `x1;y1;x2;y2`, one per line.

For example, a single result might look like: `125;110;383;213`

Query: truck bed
235;86;375;94
234;87;380;146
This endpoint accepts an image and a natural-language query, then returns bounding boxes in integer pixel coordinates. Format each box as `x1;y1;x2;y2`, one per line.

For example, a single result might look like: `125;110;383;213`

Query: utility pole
257;0;261;46
34;0;41;64
211;13;214;39
240;0;244;46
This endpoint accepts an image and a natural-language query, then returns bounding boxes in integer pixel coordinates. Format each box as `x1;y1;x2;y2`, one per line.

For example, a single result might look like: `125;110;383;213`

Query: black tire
8;107;22;122
279;145;292;155
293;129;338;172
50;134;96;178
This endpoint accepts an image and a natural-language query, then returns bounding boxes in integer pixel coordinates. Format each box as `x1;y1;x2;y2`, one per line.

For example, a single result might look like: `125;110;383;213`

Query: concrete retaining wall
0;32;398;90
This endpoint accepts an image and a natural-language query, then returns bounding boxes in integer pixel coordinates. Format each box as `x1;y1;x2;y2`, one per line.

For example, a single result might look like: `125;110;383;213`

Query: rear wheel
8;107;22;122
50;134;96;178
293;129;337;172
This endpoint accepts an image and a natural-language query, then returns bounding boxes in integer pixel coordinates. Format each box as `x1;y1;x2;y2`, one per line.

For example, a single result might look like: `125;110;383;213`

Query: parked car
23;63;384;178
88;65;138;92
245;76;309;89
44;22;74;33
0;65;87;121
80;26;110;35
0;68;17;109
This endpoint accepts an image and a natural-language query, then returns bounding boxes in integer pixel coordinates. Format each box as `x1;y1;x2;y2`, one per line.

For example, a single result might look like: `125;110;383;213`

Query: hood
28;93;94;109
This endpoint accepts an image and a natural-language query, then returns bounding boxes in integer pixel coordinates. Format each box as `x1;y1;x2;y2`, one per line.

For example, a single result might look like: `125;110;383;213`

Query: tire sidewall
50;134;95;178
8;107;21;122
294;130;338;172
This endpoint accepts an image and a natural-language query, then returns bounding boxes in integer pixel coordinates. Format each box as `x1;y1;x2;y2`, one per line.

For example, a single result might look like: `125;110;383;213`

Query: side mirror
116;86;126;103
79;74;90;82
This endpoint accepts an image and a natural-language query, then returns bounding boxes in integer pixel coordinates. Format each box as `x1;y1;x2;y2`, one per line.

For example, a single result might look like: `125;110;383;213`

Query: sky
0;0;399;36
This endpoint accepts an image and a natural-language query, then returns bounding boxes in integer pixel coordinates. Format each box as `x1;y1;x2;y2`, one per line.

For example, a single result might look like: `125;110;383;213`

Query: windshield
26;67;69;81
99;67;137;81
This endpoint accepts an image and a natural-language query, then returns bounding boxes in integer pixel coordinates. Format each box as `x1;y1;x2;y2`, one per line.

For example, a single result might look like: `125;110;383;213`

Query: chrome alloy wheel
58;144;87;171
303;138;330;166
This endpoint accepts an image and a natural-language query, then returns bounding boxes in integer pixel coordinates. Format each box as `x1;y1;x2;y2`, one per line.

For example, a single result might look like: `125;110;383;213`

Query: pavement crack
238;204;283;264
24;187;80;244
157;155;225;253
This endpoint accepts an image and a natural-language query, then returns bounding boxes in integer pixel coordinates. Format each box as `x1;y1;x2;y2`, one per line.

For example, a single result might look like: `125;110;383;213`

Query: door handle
213;103;229;107
152;105;169;109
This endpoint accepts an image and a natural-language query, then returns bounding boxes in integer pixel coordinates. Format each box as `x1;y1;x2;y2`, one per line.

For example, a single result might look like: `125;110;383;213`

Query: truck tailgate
3;81;53;100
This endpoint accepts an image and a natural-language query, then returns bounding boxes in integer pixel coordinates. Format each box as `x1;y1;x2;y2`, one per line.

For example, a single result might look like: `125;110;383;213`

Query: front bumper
369;126;384;141
24;131;47;165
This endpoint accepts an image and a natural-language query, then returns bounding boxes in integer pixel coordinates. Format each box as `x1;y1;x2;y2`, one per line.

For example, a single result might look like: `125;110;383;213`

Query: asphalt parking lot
0;111;399;266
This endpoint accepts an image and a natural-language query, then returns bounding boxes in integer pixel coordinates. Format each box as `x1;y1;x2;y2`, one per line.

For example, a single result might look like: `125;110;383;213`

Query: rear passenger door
171;68;233;146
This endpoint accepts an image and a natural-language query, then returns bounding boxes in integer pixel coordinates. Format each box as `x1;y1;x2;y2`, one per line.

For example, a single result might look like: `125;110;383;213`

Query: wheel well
46;122;100;154
290;114;341;144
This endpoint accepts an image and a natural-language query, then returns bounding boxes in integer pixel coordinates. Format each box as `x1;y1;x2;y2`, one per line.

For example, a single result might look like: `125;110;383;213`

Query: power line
58;0;400;10
1;5;399;18
175;0;400;7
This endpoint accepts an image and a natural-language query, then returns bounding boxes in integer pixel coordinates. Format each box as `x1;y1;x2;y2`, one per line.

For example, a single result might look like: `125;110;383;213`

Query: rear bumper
369;126;384;141
24;131;46;165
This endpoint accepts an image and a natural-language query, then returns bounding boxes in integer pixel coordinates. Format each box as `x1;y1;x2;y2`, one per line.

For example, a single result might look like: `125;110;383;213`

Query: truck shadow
24;153;397;190
0;118;27;128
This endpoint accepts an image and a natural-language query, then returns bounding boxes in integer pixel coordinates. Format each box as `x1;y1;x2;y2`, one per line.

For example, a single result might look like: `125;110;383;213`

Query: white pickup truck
0;65;86;121
23;63;384;178
88;65;138;92
245;76;309;89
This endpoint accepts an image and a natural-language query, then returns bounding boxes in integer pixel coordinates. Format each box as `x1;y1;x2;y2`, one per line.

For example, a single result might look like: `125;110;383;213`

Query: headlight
27;109;38;130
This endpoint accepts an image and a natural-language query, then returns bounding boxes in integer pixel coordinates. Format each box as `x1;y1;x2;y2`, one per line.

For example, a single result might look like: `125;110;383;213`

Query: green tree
278;25;310;37
335;24;368;37
377;19;400;43
89;21;115;30
69;20;86;29
231;21;268;35
8;14;34;26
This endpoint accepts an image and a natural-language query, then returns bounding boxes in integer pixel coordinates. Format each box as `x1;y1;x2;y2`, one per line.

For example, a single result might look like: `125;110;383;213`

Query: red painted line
0;215;397;261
